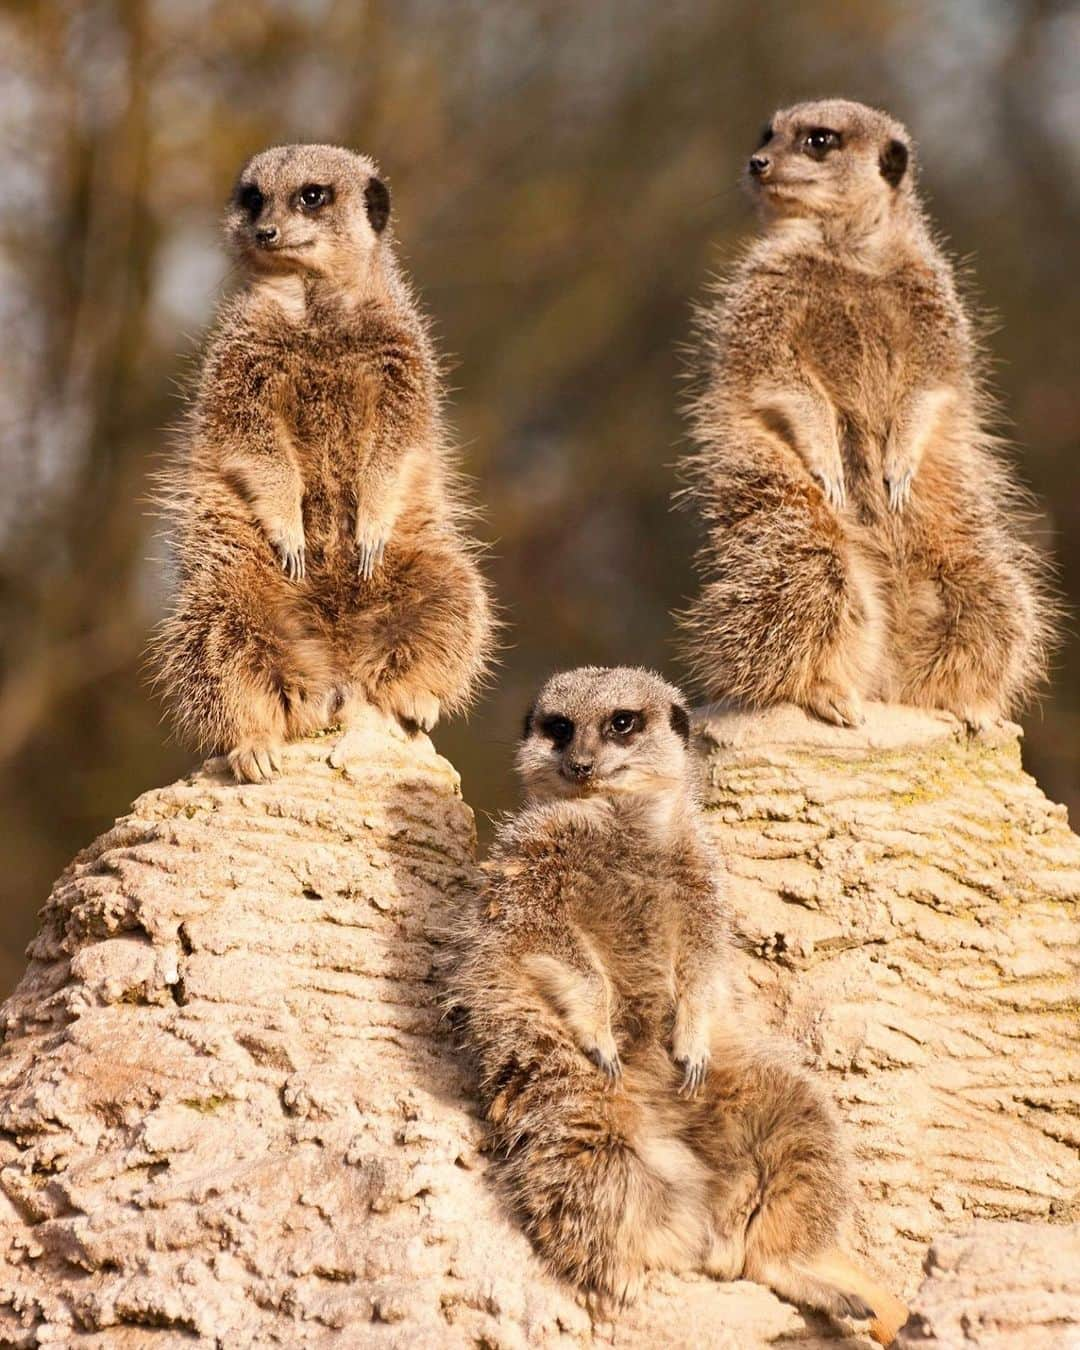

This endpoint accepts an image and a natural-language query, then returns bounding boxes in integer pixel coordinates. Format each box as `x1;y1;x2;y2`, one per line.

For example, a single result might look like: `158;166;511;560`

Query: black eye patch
237;183;264;217
756;123;774;150
879;138;909;187
539;715;573;747
669;702;690;745
365;176;391;233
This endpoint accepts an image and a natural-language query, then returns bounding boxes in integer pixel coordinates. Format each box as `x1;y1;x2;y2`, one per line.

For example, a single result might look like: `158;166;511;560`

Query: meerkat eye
237;184;264;217
298;184;332;211
804;128;842;159
608;710;642;737
540;716;573;746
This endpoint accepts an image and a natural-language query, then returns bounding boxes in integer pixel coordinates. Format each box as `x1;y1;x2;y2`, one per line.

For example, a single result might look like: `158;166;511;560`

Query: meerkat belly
571;865;678;1047
287;359;374;559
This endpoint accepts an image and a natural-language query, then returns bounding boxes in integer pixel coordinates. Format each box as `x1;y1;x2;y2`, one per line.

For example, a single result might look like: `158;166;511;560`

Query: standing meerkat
677;99;1056;730
449;667;907;1344
151;144;495;781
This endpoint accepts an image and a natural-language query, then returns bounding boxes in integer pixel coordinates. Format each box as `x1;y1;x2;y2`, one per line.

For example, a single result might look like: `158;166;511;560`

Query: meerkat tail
801;1247;909;1346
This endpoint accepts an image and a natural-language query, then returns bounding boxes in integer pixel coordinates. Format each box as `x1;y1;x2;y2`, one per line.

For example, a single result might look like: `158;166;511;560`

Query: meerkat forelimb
882;385;958;513
749;379;846;508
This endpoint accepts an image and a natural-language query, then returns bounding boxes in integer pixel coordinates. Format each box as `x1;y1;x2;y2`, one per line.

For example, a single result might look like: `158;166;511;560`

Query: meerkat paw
586;1273;641;1321
385;687;441;734
268;524;306;581
805;681;864;728
813;465;846;510
585;1036;623;1089
355;534;387;580
354;508;396;580
884;467;914;512
956;702;1002;735
227;742;283;783
674;1052;710;1098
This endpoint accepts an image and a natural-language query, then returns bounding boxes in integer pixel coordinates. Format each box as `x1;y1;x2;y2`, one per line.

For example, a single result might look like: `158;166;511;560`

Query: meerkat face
225;144;391;280
516;666;692;801
745;98;913;223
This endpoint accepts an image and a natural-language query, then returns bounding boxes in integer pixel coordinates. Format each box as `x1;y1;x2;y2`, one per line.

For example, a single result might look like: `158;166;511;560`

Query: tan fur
677;99;1057;730
448;667;906;1339
150;144;495;780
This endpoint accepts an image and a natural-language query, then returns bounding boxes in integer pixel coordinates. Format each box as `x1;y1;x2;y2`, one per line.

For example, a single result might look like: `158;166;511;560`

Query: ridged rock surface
696;702;1080;1299
0;701;1076;1346
898;1219;1080;1347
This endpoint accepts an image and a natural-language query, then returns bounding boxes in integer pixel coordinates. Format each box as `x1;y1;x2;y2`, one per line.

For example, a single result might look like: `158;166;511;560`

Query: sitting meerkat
450;666;907;1344
152;144;495;781
677;99;1056;731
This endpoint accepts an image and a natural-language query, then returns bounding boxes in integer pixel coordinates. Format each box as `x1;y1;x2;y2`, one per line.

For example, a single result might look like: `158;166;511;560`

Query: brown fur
448;667;906;1342
150;144;495;781
677;99;1057;731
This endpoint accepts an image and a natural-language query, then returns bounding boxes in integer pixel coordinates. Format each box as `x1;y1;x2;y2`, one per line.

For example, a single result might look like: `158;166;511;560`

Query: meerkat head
745;98;914;227
516;666;693;803
225;143;392;283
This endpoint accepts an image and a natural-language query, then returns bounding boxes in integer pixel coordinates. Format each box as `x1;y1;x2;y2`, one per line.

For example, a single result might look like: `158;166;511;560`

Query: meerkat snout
748;153;771;179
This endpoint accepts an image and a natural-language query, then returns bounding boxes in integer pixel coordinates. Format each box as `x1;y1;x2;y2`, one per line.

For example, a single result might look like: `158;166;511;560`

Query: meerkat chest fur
763;247;964;445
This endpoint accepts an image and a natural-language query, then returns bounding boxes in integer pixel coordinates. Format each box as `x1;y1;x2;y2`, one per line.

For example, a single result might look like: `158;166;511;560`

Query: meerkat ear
669;703;691;745
879;138;909;189
364;176;391;234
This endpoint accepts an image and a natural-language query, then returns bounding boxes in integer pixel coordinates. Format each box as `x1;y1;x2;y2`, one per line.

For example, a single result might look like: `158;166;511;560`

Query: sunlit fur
449;667;907;1342
150;144;495;782
677;98;1057;731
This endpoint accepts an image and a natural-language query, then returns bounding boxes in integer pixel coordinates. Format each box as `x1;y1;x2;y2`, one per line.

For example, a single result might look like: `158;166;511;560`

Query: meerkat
676;98;1056;731
449;666;908;1344
151;144;495;782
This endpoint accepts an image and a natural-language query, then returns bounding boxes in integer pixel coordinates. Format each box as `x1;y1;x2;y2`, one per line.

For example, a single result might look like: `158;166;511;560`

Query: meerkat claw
816;470;846;510
227;743;283;784
587;1046;623;1086
806;682;864;729
357;537;387;580
958;704;1000;735
274;541;306;581
676;1055;709;1097
885;470;913;513
387;688;441;734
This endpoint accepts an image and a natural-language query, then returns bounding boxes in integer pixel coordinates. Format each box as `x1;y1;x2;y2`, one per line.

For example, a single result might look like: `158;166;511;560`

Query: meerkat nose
255;225;279;246
566;759;594;782
748;155;771;179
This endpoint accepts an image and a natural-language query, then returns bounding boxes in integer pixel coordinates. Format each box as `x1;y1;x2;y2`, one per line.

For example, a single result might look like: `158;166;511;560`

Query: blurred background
1;0;1078;994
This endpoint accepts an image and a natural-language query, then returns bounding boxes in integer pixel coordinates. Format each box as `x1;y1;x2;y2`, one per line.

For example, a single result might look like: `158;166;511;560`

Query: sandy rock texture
696;702;1080;1295
899;1219;1080;1348
0;700;1075;1347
